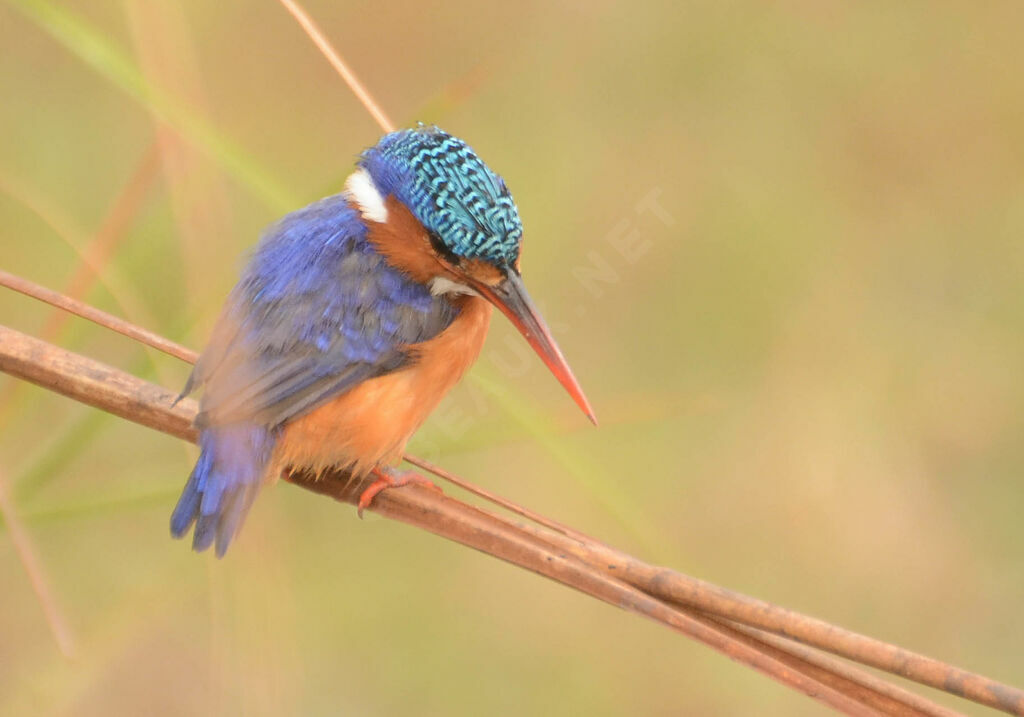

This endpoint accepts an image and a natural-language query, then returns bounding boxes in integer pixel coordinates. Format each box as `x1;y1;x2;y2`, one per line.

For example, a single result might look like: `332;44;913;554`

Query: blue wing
186;193;457;428
172;193;456;556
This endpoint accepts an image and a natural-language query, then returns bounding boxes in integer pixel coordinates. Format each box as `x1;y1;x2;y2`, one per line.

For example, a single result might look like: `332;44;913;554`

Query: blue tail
171;424;275;557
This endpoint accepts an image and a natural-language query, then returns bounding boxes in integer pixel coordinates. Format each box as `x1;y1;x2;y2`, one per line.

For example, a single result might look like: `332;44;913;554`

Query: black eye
427;230;461;265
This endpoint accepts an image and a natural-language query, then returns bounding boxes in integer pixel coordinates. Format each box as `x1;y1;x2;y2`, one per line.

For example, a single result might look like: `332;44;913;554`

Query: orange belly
272;295;491;476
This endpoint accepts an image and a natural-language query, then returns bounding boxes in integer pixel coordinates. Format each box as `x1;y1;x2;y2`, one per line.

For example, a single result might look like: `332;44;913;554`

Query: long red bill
471;271;597;425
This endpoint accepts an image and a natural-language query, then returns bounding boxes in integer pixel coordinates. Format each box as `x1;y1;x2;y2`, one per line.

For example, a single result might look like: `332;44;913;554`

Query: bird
170;125;596;557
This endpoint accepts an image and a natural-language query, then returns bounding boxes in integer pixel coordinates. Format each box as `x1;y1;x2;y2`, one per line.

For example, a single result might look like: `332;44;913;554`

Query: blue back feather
189;195;456;428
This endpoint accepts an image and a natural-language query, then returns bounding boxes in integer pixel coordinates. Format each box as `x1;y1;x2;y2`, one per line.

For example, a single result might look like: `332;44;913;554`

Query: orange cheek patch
364;196;448;283
362;197;513;290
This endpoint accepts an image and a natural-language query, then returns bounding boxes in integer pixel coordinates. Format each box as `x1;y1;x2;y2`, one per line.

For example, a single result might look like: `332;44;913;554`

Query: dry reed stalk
3;315;1022;716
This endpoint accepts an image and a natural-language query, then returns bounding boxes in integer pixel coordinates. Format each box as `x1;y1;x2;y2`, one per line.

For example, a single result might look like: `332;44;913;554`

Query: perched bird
171;126;595;556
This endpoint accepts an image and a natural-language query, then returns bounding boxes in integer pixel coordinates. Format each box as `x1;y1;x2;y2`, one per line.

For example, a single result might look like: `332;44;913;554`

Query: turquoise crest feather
360;125;523;267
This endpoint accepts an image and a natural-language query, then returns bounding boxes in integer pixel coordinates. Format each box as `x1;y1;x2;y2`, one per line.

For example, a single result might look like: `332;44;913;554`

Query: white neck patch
429;276;480;297
346;169;477;297
344;169;388;223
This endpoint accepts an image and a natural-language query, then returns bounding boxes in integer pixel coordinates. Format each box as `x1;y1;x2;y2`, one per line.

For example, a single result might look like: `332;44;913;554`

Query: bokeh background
2;1;1022;714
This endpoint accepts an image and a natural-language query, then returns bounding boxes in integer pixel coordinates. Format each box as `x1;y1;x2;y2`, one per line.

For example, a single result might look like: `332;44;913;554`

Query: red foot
357;467;442;518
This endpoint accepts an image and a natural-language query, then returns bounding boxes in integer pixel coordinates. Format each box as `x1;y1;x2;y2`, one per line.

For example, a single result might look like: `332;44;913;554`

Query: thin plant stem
275;0;395;133
2;318;1021;716
0;465;75;658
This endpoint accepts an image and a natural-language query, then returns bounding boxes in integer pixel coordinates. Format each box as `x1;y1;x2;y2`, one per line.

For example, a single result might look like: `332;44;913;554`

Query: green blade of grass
467;366;665;555
15;488;178;525
8;0;297;213
12;410;111;502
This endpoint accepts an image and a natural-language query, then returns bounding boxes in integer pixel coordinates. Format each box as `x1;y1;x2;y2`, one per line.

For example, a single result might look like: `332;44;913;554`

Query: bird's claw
357;468;442;518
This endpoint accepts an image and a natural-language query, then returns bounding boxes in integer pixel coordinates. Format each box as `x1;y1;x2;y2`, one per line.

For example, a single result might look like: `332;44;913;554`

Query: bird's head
346;125;595;424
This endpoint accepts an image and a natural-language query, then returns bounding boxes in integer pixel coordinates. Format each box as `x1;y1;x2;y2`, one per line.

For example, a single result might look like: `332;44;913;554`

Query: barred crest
359;125;523;267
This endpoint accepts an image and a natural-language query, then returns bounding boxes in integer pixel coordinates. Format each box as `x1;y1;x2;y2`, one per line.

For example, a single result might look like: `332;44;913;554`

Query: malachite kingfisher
171;125;596;556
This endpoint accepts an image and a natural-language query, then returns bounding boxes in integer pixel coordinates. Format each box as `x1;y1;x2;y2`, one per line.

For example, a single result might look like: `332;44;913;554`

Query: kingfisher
170;125;596;556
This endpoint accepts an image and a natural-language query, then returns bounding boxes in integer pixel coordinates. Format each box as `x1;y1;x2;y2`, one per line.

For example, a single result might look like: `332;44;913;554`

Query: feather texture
173;193;458;554
361;125;523;267
170;424;274;557
188;194;457;428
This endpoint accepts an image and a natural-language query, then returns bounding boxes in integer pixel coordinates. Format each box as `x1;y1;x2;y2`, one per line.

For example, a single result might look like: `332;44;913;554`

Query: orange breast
272;295;492;477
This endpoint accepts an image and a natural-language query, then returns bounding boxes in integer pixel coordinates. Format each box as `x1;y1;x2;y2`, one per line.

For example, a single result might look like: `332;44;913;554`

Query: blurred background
1;1;1022;714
